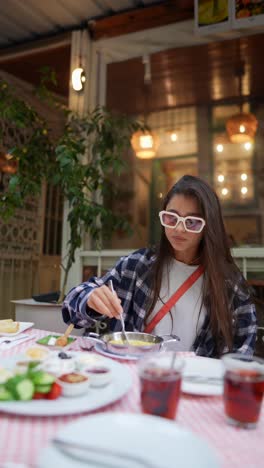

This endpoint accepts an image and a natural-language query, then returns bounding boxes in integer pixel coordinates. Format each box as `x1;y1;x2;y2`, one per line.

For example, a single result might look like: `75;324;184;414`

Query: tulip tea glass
138;352;184;420
221;353;264;429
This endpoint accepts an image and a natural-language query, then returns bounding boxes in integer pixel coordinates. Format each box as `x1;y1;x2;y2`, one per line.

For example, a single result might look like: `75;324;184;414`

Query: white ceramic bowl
57;372;90;397
24;346;50;361
40;356;76;376
84;365;112;387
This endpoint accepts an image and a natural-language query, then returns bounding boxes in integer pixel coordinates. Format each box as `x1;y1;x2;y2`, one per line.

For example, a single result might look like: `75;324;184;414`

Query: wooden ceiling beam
88;1;194;40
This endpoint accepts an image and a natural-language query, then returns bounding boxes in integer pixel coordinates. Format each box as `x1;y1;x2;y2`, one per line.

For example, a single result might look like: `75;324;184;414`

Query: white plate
37;412;220;468
182;356;224;396
0;322;34;337
95;342;139;361
0;353;132;416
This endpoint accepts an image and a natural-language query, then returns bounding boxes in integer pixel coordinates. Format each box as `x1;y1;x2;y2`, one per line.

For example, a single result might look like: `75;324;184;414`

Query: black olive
58;351;72;359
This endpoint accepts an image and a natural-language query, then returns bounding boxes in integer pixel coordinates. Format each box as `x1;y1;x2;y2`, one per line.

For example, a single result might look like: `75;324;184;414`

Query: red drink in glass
138;353;184;420
224;370;264;426
222;354;264;429
140;368;182;419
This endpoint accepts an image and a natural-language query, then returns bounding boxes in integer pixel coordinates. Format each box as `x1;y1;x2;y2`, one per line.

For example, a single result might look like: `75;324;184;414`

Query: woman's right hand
87;285;123;319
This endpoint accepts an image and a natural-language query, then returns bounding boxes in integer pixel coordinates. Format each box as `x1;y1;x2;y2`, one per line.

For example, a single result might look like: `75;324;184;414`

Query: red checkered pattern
0;328;263;468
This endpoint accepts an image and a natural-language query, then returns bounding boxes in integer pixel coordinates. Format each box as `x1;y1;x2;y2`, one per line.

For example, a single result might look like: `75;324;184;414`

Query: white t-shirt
146;259;206;351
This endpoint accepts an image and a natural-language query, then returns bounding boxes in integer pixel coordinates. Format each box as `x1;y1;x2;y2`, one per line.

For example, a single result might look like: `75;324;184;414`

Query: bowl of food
57;372;90;397
40;354;76;377
24;347;50;361
84;365;112;387
86;331;180;357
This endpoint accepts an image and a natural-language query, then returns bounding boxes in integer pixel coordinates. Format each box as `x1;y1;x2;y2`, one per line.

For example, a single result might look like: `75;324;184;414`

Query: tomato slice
46;382;62;400
33;392;47;400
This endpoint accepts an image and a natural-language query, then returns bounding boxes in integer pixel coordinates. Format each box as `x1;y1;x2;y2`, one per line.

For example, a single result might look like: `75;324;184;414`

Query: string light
241;173;248;181
221;188;229;196
216;144;224;153
218;174;225;183
244;142;252;151
170;132;178;142
241;186;248;194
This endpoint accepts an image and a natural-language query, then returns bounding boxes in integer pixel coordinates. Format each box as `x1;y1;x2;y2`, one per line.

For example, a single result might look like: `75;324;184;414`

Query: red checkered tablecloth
0;328;263;468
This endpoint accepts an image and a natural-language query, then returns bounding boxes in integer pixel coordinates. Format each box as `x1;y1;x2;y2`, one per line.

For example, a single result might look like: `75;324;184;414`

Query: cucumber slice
6;376;34;401
16;379;34;400
31;371;55;386
34;384;52;394
0;386;13;401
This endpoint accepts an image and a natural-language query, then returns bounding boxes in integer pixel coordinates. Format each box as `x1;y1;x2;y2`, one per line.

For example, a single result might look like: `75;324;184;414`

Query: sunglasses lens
185;218;203;232
161;212;178;227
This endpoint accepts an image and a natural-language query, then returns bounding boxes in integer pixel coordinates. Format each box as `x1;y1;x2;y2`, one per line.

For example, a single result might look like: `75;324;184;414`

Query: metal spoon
109;280;130;345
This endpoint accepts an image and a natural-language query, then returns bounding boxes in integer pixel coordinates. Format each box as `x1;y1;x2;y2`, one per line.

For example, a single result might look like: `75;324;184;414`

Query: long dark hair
146;174;243;353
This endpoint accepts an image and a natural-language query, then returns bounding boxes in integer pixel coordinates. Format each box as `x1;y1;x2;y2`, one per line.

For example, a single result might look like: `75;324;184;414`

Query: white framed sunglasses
159;210;206;233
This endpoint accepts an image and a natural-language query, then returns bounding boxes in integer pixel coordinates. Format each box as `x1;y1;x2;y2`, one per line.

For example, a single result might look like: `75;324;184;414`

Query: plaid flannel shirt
62;248;257;358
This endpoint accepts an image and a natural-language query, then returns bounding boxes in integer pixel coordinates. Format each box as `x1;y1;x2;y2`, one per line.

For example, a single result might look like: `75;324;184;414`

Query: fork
0;334;31;345
109;280;130;345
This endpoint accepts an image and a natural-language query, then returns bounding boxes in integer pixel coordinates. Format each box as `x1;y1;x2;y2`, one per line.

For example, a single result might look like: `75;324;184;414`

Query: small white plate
94;342;139;361
37;413;220;468
182;356;224;396
0;322;34;337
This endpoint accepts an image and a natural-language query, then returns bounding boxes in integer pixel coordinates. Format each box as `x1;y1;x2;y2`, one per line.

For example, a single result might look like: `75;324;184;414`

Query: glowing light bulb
241;173;248;181
170;133;178;142
241;186;248;195
216;144;224;153
71;67;86;91
139;135;153;149
221;188;229;196
239;125;246;133
244;142;252;151
217;174;225;183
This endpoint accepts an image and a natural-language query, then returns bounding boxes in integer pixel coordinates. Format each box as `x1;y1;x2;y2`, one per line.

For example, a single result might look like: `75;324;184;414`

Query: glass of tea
221;353;264;429
138;352;184;420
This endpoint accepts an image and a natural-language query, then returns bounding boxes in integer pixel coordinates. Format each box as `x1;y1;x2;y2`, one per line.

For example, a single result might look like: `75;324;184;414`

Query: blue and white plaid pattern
62;248;257;358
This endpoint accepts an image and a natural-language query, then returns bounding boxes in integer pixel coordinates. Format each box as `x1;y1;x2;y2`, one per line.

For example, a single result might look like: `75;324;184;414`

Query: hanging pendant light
226;43;258;143
226;112;258;143
131;55;159;159
131;130;159;159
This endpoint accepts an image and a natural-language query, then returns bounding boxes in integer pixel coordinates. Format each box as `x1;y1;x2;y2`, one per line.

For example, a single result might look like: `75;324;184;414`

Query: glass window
213;133;254;204
212;103;261;246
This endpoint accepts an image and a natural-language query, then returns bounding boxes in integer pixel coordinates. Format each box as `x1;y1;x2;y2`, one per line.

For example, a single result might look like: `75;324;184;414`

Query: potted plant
0;76;143;304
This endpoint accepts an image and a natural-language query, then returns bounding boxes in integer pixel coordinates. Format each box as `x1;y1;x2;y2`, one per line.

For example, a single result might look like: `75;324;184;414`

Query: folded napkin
0;333;35;350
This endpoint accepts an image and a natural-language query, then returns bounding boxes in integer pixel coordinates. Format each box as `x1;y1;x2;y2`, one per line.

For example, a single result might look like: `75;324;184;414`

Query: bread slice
0;321;19;333
0;319;14;323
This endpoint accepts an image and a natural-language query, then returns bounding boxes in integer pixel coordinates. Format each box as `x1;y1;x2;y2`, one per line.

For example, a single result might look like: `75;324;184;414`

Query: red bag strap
144;264;205;334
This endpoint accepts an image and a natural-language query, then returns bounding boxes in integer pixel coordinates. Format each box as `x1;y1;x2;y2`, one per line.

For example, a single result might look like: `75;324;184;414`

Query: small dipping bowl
58;372;90;397
84;365;112;387
24;347;50;361
40;356;76;377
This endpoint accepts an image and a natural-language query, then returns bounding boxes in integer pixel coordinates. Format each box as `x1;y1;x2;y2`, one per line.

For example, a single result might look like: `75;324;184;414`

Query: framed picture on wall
194;0;232;34
231;0;264;29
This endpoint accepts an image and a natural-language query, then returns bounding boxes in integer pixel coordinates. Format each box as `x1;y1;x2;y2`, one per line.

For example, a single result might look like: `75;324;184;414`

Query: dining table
0;327;264;468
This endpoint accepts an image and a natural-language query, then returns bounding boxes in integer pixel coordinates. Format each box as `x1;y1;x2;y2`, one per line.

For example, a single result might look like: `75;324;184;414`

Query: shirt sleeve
231;285;257;356
61;256;127;328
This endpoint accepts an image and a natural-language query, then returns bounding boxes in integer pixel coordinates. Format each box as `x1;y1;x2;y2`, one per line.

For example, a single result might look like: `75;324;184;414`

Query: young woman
62;175;257;357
